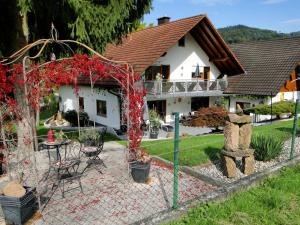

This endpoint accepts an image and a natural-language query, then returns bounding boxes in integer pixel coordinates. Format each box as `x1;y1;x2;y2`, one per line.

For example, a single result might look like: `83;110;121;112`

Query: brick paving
1;142;216;225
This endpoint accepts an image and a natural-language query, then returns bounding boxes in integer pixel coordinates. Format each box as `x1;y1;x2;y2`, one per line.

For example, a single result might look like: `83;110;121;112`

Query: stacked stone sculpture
222;113;255;178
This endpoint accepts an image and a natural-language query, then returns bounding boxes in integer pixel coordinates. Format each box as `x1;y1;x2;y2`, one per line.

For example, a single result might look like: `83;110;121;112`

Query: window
145;65;170;80
96;100;107;117
178;37;185;47
79;97;84;111
296;65;300;79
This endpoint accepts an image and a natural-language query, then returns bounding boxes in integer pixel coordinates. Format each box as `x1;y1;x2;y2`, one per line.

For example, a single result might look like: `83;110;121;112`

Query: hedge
244;101;297;116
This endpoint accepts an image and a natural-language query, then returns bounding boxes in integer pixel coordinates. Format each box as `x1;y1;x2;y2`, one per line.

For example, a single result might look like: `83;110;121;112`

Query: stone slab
243;155;255;175
228;114;251;124
239;124;252;150
221;149;254;158
224;121;239;151
223;155;236;178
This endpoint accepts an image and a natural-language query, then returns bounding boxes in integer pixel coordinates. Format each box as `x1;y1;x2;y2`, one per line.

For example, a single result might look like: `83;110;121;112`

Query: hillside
218;25;300;44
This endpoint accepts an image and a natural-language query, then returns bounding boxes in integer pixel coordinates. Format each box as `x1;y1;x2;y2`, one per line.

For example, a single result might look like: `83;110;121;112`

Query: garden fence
1;111;300;224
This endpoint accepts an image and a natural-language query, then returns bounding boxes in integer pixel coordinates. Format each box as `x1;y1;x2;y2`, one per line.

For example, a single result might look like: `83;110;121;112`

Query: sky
143;0;300;33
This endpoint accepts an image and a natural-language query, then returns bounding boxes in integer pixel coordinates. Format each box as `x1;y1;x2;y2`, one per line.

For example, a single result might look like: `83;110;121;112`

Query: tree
0;0;152;151
0;0;152;55
135;21;154;31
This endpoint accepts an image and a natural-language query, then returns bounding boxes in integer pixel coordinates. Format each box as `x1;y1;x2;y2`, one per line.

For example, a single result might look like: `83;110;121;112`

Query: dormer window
178;37;185;47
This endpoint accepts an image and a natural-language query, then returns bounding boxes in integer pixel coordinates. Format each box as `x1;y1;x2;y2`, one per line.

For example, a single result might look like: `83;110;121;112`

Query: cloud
281;18;300;25
261;0;287;5
189;0;237;6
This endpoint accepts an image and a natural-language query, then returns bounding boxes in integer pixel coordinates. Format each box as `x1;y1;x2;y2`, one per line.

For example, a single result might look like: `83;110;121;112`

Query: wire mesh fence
2;114;300;225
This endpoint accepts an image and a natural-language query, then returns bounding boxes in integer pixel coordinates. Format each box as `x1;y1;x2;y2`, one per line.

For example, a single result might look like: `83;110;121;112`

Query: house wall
59;86;120;129
153;33;221;80
149;32;222;122
229;91;300;113
165;97;191;121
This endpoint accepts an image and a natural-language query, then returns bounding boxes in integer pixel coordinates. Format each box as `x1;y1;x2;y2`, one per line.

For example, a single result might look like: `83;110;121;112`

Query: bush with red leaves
190;106;228;128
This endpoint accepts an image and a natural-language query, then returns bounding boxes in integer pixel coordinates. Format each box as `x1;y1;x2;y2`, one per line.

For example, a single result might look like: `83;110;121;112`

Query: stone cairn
222;113;255;178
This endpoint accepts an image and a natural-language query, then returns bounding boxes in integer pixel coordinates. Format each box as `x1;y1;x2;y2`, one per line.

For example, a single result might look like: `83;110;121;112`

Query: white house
59;15;244;130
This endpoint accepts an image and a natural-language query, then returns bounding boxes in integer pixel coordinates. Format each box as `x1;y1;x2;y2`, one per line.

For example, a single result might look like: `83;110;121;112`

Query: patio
10;141;216;225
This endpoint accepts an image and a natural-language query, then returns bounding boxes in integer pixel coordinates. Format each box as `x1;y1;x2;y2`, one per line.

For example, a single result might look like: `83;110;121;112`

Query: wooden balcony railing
144;79;227;97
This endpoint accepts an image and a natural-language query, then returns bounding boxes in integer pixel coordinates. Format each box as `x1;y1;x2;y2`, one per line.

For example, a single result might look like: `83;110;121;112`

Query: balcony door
145;65;170;80
203;66;210;80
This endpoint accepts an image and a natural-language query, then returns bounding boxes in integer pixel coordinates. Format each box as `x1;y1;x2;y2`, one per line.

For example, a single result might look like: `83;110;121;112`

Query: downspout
271;91;273;124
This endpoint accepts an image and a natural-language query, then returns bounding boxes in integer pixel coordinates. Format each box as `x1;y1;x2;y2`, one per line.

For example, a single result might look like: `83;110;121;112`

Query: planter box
0;187;38;225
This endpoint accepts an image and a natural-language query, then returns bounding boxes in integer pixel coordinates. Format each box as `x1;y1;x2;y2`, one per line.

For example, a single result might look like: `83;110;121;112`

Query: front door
147;100;166;119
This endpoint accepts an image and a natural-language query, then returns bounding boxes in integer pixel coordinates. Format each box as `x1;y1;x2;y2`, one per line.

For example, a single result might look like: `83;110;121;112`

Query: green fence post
290;99;299;160
173;112;180;209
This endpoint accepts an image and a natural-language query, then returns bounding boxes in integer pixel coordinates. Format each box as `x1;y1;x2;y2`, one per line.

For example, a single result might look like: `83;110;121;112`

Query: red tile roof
104;15;244;76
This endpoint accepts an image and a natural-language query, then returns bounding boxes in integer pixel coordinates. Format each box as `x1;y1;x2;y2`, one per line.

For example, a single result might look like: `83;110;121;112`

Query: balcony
144;79;228;98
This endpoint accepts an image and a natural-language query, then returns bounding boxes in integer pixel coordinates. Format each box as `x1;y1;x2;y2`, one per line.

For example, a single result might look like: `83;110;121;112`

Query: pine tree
0;0;152;55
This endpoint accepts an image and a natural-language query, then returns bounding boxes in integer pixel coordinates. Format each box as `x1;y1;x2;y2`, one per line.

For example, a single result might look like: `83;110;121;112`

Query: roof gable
104;15;244;76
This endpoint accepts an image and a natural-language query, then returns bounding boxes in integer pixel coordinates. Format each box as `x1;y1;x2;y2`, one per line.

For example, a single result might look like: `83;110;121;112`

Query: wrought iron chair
80;128;107;174
42;140;83;198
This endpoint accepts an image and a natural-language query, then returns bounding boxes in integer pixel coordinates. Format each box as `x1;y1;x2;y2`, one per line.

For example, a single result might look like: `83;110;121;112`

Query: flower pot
0;187;38;225
130;161;151;183
149;131;159;139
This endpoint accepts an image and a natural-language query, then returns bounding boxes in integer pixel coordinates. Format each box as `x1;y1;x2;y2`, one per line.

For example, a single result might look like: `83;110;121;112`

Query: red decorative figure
47;129;55;143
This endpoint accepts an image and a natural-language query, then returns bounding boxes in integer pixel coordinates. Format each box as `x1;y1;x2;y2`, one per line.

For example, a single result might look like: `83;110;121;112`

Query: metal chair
42;140;83;198
80;128;107;174
56;141;83;198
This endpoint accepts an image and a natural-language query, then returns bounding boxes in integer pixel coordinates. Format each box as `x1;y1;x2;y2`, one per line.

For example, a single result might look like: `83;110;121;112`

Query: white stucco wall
266;91;300;104
149;32;222;121
59;86;120;129
153;33;221;80
229;91;300;113
165;97;191;122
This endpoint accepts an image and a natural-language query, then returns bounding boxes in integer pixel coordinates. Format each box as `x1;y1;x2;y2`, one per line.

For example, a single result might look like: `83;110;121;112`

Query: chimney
157;16;170;25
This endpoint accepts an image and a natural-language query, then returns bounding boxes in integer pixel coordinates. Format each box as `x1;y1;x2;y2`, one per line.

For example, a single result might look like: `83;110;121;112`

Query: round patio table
41;139;71;180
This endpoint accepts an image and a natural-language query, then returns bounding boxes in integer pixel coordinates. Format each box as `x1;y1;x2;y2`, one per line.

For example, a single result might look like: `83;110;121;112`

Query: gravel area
193;137;300;184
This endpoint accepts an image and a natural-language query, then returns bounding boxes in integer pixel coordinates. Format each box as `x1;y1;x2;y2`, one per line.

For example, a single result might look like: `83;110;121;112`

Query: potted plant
0;185;38;225
78;129;101;147
149;109;161;139
54;130;68;142
129;149;151;183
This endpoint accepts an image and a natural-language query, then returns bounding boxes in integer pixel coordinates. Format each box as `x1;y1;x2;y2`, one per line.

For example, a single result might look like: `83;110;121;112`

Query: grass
167;165;300;225
36;108;120;142
136;120;299;167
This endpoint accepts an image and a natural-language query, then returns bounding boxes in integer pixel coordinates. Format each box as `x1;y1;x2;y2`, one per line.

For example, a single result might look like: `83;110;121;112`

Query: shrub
78;129;101;146
190;106;228;128
63;110;89;126
251;134;283;161
148;109;161;129
244;101;296;116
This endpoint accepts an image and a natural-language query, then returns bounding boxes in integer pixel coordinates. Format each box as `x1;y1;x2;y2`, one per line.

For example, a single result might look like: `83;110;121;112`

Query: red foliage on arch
0;54;145;154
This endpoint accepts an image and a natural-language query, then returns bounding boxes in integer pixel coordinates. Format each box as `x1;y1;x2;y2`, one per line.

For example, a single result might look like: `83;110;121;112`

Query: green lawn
167;165;300;225
139;120;299;166
36;108;119;142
